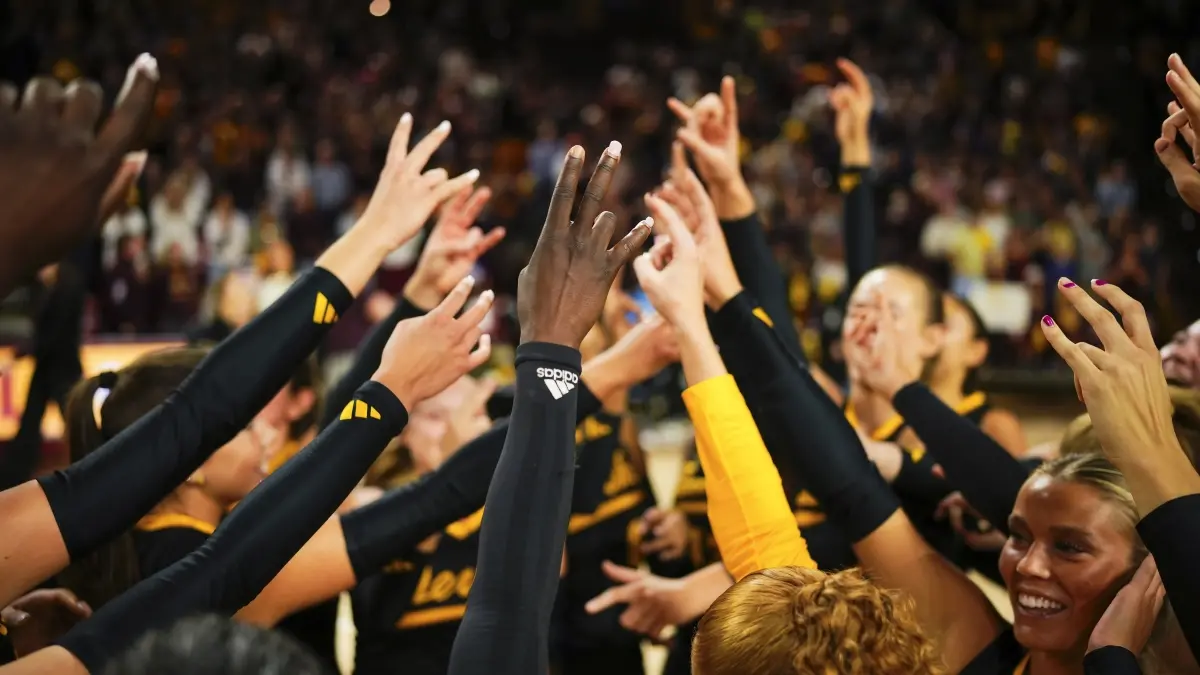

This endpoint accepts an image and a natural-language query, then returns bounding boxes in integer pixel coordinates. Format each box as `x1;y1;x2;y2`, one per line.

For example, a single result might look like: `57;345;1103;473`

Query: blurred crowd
4;0;1197;371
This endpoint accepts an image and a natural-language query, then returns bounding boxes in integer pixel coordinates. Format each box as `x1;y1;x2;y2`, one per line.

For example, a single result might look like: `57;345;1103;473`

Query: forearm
313;224;393;298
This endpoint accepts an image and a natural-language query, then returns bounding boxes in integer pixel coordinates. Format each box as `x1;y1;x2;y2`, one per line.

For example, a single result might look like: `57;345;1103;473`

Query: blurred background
0;0;1198;469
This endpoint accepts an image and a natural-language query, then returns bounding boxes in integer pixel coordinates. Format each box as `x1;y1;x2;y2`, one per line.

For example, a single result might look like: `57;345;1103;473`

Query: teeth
1018;594;1065;611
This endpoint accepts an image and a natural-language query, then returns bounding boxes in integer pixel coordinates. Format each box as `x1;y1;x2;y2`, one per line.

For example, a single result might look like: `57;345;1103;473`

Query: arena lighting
369;0;391;17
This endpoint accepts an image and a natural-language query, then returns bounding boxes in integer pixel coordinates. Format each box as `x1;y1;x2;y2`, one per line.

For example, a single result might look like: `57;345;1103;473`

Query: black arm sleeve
840;166;875;293
56;381;407;673
447;342;580;675
37;268;354;560
1137;493;1200;658
892;383;1031;533
719;213;806;364
711;291;899;543
1083;647;1143;674
321;297;425;430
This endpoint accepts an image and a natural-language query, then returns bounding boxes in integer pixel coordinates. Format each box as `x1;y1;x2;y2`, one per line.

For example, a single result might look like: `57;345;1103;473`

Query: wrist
346;219;400;264
709;179;756;221
370;369;417;412
402;276;442;312
705;276;743;310
839;140;871;168
581;350;633;403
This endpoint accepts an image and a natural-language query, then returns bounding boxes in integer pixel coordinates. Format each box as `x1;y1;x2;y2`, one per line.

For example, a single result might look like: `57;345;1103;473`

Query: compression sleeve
341;418;509;579
840;165;875;293
321;297;425;429
56;380;407;673
487;380;602;423
683;374;815;581
1137;493;1200;658
37;267;354;560
892;383;1031;533
719;213;805;364
714;292;900;543
1083;647;1142;674
447;342;579;675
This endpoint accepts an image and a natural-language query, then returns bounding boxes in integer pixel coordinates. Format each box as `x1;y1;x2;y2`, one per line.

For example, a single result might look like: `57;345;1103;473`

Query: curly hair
692;566;943;675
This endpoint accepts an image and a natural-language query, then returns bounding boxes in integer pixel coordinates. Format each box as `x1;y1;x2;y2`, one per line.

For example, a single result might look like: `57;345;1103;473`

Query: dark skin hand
518;142;652;349
2;588;92;658
0;53;158;297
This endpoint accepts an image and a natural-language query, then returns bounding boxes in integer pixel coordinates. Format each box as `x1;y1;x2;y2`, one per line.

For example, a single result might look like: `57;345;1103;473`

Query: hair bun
97;371;118;389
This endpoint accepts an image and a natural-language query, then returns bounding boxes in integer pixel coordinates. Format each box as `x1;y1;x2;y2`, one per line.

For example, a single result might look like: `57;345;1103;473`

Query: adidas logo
339;400;382;420
313;292;340;324
537;366;579;400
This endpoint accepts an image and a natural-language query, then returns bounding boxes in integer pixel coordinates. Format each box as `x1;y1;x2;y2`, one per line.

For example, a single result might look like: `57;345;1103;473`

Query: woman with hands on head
0;274;494;675
0;112;478;614
446;141;652;675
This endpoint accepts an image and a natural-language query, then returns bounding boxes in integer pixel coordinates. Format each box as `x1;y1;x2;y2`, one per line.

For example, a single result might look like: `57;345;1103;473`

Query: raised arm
448;142;651;675
0;115;479;607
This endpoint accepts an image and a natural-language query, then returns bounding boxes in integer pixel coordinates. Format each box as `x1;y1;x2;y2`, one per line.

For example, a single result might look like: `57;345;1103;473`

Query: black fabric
1084;646;1143;674
1137;493;1200;659
447;342;580;675
960;628;1025;675
718;213;806;365
132;527;211;579
38;268;354;561
839;165;875;294
56;380;408;673
273;599;339;674
892;383;1032;535
711;290;896;552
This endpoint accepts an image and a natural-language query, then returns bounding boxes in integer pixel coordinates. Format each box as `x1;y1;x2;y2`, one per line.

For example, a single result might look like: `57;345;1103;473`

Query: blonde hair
1059;387;1200;469
1029;453;1146;557
692;566;943;675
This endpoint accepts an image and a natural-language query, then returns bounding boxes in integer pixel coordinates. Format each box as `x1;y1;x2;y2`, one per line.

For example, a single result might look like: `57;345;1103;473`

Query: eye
1007;530;1030;547
1054;540;1086;555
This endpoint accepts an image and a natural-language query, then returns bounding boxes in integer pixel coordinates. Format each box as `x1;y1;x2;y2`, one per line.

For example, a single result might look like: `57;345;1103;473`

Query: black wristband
1083;646;1142;674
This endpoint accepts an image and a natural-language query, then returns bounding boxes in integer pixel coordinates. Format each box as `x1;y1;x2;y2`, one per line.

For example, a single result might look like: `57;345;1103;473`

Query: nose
1014;543;1052;580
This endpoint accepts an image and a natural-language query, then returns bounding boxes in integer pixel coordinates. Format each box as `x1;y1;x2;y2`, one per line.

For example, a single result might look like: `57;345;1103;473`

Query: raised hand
373;275;494;410
656;142;741;307
357;115;481;253
517;143;652;348
638;507;689;561
829;58;874;167
405;186;505;310
584;561;705;640
1158;102;1200;212
668;76;741;190
1088;555;1165;655
0;55;158;296
633;195;704;328
2;588;92;658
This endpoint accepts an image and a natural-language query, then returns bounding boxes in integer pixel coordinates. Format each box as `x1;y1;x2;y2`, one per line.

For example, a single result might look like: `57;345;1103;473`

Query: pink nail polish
1042;315;1054;327
1093;279;1108;286
1062;281;1076;289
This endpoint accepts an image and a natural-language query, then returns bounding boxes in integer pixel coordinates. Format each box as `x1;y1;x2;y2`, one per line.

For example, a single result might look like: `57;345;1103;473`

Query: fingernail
1060;279;1076;288
607;140;623;158
134;52;159;80
125;150;148;174
1092;279;1108;286
568;145;585;159
1042;315;1054;327
641;217;654;229
480;289;495;302
463;275;475;288
400;112;412;125
436;120;451;133
464;168;480;182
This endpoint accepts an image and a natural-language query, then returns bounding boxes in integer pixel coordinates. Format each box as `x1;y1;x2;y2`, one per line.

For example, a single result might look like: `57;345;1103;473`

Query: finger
456;289;496;330
644;195;696;255
601;559;645;584
620;604;661;636
720;75;739;135
641;537;675;555
60;79;104;135
1168;54;1200;116
419;167;450;190
632;250;658;290
92;53;160;175
1164;106;1190;144
546;146;585;235
386;113;414;167
17;76;65;122
430;275;477;318
1039;313;1101;377
1076;343;1117;370
404;120;452;174
585;583;642;614
96;152;148;224
575;141;623;244
1170;54;1200;96
1088;280;1156;355
466;377;498;414
666;97;695;126
670;141;689;182
1056;278;1128;351
1074;372;1084;403
432;169;482;205
590;211;618;254
2;609;30;627
465;334;492;370
0;82;17;112
608;217;654;269
836;58;871;97
474;227;507;255
1130;554;1158;588
438;185;472;223
676;127;725;167
642;507;664;524
461;186;493;225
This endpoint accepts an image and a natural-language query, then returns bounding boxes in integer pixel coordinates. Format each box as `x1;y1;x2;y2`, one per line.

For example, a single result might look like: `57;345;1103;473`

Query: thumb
1157;137;1196;177
676;127;724;167
3;609;30;627
601;559;644;584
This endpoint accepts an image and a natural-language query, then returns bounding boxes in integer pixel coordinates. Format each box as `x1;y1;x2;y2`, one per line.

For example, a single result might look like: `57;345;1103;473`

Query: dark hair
286;355;322;441
105;614;327;675
945;293;988;392
56;347;210;610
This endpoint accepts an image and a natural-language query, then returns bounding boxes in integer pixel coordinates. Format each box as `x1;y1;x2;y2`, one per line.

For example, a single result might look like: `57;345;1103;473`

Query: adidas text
538;367;578;400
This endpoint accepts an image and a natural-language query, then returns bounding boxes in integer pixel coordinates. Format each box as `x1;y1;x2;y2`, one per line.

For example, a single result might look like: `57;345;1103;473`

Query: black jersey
351;508;483;675
961;628;1028;675
556;411;655;675
132;513;214;578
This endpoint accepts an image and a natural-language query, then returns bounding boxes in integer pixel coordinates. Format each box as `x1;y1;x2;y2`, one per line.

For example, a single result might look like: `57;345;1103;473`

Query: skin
999;477;1136;667
1160;318;1200;389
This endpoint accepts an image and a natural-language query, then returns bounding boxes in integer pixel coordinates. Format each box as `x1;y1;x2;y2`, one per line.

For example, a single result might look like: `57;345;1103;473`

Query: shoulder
981;407;1027;457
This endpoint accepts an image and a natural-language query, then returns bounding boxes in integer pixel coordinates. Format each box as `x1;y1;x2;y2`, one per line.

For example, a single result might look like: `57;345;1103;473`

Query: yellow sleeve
682;374;816;581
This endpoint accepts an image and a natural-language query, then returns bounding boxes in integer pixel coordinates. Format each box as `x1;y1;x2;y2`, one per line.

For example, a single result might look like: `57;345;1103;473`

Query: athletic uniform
557;410;655;675
961;629;1028;674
